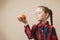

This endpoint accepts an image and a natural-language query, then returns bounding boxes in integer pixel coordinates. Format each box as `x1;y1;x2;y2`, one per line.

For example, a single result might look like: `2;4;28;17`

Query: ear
45;13;49;18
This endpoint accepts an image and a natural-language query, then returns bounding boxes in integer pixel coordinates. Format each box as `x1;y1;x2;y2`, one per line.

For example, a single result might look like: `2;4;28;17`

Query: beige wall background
0;0;60;40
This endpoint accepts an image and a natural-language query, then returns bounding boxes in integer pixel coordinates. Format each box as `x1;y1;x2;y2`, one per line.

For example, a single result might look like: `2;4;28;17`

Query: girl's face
35;7;48;21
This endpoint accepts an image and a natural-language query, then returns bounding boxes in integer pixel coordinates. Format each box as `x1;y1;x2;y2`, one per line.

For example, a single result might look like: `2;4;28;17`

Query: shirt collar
37;21;49;28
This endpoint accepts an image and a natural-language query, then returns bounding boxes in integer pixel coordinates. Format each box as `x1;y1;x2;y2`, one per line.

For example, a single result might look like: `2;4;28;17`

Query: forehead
36;7;43;13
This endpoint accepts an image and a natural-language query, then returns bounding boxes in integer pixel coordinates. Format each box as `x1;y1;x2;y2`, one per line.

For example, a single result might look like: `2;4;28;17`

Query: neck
40;20;47;24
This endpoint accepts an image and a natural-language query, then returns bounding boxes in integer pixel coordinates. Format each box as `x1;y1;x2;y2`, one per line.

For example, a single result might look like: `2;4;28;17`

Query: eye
37;12;41;14
36;12;40;14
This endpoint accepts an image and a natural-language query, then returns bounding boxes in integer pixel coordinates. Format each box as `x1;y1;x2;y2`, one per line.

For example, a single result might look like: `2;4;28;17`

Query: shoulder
50;25;56;28
48;25;54;28
48;25;56;30
48;25;54;30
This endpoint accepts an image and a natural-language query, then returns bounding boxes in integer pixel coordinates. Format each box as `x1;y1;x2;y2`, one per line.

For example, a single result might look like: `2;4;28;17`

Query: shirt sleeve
24;24;36;39
52;27;58;40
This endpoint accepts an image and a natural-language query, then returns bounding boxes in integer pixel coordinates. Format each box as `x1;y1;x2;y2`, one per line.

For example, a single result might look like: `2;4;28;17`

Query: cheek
41;14;46;18
36;14;43;20
41;14;46;20
38;13;45;18
37;13;46;20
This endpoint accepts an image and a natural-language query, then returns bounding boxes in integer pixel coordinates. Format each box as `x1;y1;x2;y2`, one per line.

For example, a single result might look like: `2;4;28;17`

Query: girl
18;6;58;40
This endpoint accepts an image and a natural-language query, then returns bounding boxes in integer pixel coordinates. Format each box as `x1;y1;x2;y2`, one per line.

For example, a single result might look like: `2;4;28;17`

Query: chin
37;19;41;21
36;17;43;21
